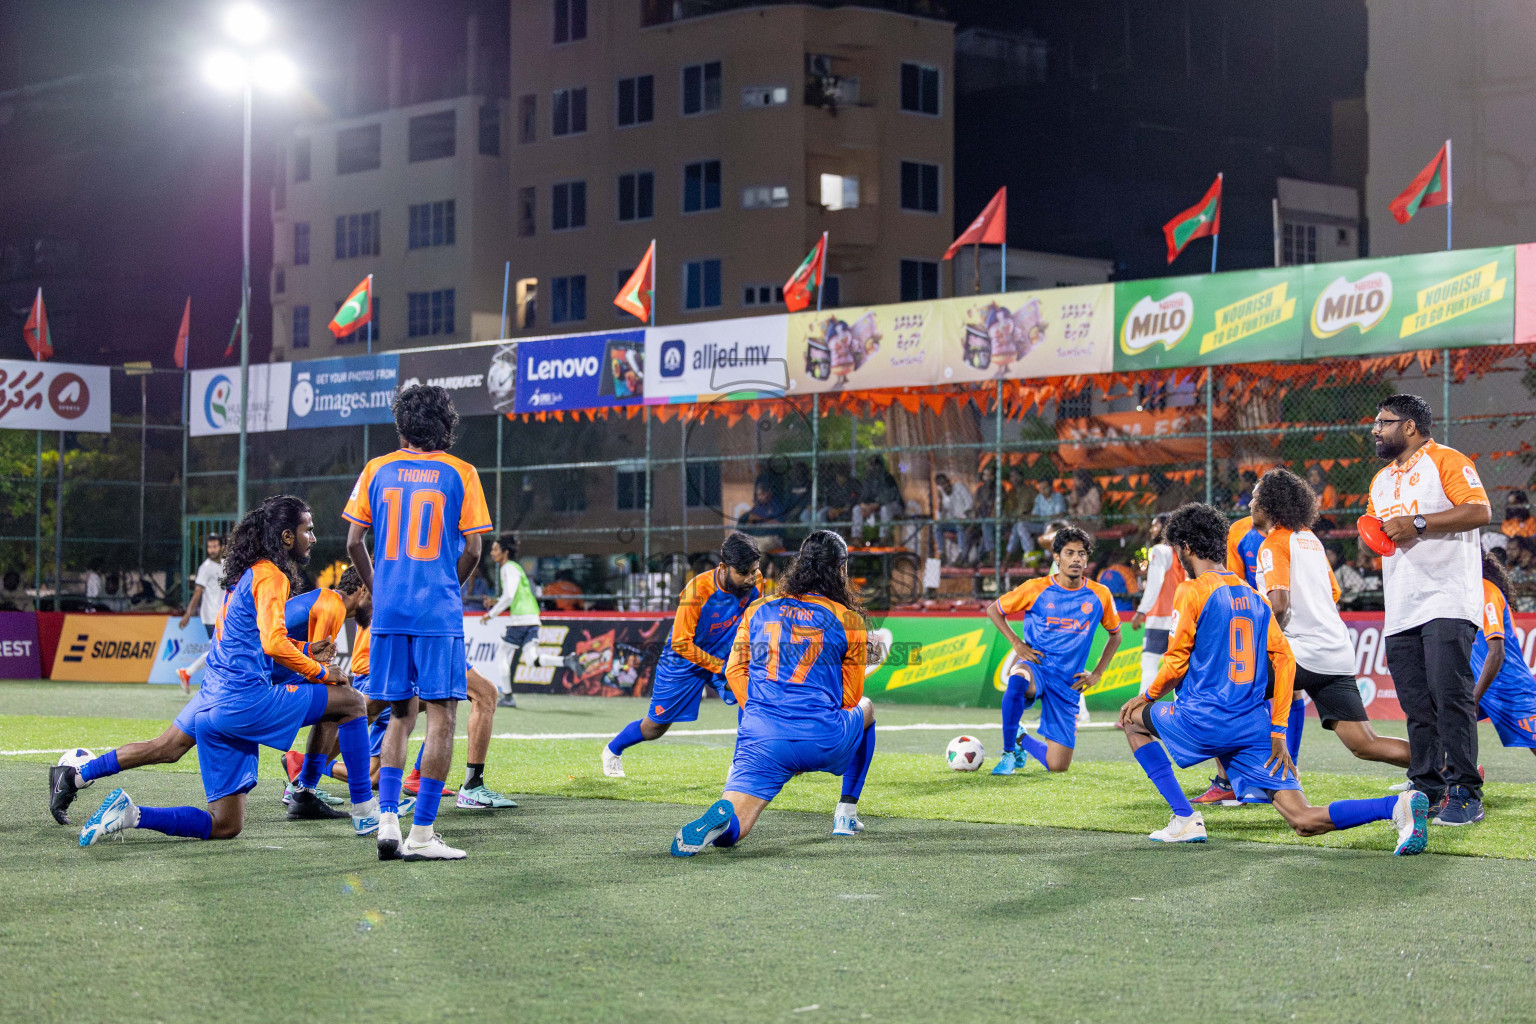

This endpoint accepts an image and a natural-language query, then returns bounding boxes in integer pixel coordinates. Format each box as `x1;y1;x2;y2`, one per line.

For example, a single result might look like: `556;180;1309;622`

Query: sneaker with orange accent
282;749;304;784
402;769;456;797
1191;776;1235;805
176;667;192;694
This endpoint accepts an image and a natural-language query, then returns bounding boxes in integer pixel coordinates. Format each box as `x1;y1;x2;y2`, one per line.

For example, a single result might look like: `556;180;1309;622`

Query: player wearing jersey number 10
345;385;492;862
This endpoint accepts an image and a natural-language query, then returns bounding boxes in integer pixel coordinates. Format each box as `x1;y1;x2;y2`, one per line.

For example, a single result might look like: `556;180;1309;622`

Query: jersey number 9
1227;616;1255;684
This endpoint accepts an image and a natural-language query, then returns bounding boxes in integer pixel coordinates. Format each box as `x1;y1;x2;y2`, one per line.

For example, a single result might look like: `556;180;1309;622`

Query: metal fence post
495;412;504;529
643;406;652;571
680;411;688;556
34;430;42;611
1204;369;1214;503
1442;350;1452;447
994;378;1003;589
810;394;819;523
138;374;147;572
181;370;189;605
53;430;64;610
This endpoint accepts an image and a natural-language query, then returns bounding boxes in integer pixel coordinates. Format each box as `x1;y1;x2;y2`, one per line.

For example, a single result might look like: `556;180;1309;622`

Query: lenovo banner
0;359;111;434
513;330;646;413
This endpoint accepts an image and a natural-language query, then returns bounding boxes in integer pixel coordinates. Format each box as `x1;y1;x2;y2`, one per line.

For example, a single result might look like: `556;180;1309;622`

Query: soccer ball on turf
57;748;93;769
945;735;985;771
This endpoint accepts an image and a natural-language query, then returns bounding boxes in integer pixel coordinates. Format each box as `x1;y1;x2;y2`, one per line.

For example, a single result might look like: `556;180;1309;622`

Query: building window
616;75;654;127
683;160;721;213
516;277;537;329
615;463;647;511
742;185;789;210
1282;223;1318;265
334;211;381;259
293;222;310;266
292;138;311;182
742;284;784;307
823;275;841;308
819;173;859;210
408;200;456;249
336;124;381;174
274;267;285;294
518;94;536;143
682;61;722;116
900;161;940;213
408;289;456;337
552;180;587;231
900;259;939;301
686;462;721;508
551;275;587;324
408;110;456;162
741;85;789;108
552;87;588;136
517;187;536;237
478;103;501;156
292;305;310;349
618;172;654;222
900;62;941;115
684;259;722;310
553;0;587;44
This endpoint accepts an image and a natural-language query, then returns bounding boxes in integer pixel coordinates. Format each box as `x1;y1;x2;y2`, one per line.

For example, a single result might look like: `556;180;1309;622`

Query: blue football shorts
370;634;467;703
1007;662;1081;749
723;707;867;802
1148;701;1301;796
194;683;330;802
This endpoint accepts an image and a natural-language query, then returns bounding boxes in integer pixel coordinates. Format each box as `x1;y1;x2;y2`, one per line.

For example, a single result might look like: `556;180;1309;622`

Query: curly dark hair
393;384;459;451
1052;525;1093;555
221;494;310;591
1379;393;1433;437
1252;468;1318;532
720;531;762;574
1483;553;1513;604
335;565;365;595
1163;502;1229;564
779;530;864;618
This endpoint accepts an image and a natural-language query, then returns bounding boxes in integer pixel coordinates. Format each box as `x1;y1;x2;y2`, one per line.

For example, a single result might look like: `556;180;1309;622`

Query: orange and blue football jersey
270;588;347;687
351;625;371;679
1227;517;1264;588
1146;569;1294;734
658;567;759;679
993;575;1120;678
723;594;866;741
1474;580;1536;705
343;449;492;635
203;560;328;701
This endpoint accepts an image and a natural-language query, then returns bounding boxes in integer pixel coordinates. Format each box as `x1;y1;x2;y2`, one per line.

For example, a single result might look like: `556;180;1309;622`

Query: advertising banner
1114;267;1304;371
513;330;647;413
1302;245;1514;358
49;614;164;682
0;612;42;678
286;354;399;429
146;618;212;685
786;302;942;394
493;614;669;697
189;364;292;437
0;360;111;433
644;315;789;402
982;621;1143;710
399;343;517;417
1516;243;1536;345
867;615;1001;706
938;284;1115;384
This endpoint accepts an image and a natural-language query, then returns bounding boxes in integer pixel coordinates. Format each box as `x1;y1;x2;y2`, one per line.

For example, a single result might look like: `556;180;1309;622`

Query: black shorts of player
1143;628;1170;655
502;624;539;648
1294;665;1368;729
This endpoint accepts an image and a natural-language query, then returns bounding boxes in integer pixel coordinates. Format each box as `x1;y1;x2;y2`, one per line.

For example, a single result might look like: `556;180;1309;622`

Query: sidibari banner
189;364;292;437
644;315;788;403
0;359;111;433
938;284;1115;384
398;343;517;417
49;614;165;682
287;354;399;429
513;330;646;413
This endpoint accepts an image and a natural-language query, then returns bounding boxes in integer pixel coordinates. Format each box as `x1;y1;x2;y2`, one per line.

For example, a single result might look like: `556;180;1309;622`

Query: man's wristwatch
1412;515;1428;535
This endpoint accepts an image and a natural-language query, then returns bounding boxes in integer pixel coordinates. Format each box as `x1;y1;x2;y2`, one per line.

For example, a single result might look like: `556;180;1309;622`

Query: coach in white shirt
1368;394;1490;824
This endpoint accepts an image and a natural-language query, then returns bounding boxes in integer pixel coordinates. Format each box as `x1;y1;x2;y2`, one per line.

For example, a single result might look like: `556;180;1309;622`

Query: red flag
1388;142;1451;225
783;233;827;313
23;288;52;361
1163;175;1222;264
174;297;190;369
943;187;1007;261
614;241;655;322
224;309;240;360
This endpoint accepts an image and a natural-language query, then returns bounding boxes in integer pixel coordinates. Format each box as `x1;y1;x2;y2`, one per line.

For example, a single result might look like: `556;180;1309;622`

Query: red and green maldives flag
614;240;655;322
1163;174;1222;264
783;232;827;313
329;274;373;337
1389;141;1451;225
23;287;52;361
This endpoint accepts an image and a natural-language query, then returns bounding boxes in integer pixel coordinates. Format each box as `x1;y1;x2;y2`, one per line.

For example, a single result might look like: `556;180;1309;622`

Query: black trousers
1385;617;1479;800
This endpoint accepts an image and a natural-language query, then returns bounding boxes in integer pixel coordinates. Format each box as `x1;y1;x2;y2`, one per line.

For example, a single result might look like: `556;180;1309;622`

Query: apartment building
505;0;955;332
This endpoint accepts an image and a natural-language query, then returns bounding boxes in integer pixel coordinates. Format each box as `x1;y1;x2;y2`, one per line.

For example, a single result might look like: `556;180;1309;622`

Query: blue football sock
1285;699;1305;766
80;750;120;784
414;744;424;772
1134;743;1195;817
840;721;876;802
713;813;742;848
1001;678;1029;753
298;753;325;790
608;719;647;756
335;717;376;806
1327;794;1398;831
378;766;404;814
322;757;341;779
1017;731;1050;766
135;805;213;840
413;776;445;827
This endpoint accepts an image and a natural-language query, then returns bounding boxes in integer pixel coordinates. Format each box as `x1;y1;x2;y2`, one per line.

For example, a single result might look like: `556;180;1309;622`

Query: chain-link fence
3;346;1533;614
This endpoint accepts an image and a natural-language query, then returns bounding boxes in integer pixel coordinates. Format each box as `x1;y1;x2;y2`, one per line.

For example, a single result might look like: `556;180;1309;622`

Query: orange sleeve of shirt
253;563;327;681
305;590;346;656
1431;445;1490;507
1226;518;1251;576
342;461;376;526
723;602;760;706
1267;614;1295;731
1482;580;1507;639
1328;566;1342;605
670;572;724;674
995;577;1047;617
1086;580;1122;631
840;612;867;709
350;626;371;677
1258;530;1291;592
455;459;494;534
1147;581;1203;700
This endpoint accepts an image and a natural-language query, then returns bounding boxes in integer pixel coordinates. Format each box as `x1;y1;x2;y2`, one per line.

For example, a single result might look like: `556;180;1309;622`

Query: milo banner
786;302;942;393
867;615;1003;706
938;284;1115;384
1302;245;1514;358
1114;267;1304;371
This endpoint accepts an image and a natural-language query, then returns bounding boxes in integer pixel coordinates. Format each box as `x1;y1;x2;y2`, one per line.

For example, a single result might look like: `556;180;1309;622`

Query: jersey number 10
379;486;446;561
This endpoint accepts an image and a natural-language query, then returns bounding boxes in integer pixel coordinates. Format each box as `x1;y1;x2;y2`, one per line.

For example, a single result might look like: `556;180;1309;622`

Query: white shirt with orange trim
1136;543;1184;632
1367;439;1489;635
1256;526;1354;676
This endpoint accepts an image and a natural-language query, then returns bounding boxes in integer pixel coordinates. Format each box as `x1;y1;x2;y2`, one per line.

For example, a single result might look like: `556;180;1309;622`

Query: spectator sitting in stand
853;455;903;543
1030;476;1066;524
816;463;858;527
84;561;104;600
1506;537;1536;612
461;568;493;611
0;569;23;611
932;472;974;564
1234;469;1259;509
1002;467;1037;566
781;462;813;523
1501;490;1535;538
1068;469;1102;525
966;462;1002;566
739;482;788;529
1329;542;1365;606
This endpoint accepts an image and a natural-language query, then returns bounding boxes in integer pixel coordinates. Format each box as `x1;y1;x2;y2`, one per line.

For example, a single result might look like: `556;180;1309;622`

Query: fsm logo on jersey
513;330;647;413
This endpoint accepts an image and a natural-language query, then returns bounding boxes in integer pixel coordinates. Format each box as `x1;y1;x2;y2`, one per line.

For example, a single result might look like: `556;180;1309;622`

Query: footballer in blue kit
1473;555;1536;754
603;533;761;778
345;384;492;862
985;525;1121;775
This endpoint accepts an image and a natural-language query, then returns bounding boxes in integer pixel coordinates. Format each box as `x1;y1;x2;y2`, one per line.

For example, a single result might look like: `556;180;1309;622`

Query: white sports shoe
1149;810;1208;843
1387;777;1412;792
402;830;466;861
351;797;380;837
601;748;625;778
832;801;864;836
377;811;402;861
80;787;137;847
